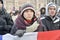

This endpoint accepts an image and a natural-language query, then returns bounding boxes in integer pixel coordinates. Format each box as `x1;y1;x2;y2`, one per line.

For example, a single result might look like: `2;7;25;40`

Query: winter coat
0;8;13;35
42;16;60;31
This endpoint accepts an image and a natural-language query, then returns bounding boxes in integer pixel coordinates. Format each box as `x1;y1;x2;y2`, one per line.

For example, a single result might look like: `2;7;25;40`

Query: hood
45;2;58;16
20;3;36;15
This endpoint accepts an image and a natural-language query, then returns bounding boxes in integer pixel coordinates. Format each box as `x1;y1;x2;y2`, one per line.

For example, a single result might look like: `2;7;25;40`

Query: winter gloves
15;30;26;37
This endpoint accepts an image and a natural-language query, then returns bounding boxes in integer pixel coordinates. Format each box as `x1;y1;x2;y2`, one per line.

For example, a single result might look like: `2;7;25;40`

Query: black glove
15;30;26;37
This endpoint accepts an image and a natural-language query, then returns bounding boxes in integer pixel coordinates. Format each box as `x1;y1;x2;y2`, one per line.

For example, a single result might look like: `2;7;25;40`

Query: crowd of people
0;0;60;38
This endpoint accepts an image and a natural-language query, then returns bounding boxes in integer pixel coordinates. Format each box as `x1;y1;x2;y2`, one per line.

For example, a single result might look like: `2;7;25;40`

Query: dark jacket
0;8;13;35
41;16;60;31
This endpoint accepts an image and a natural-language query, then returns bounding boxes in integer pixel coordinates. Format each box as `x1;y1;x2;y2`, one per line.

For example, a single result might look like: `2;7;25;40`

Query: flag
0;34;15;40
0;30;60;40
0;35;2;40
21;30;60;40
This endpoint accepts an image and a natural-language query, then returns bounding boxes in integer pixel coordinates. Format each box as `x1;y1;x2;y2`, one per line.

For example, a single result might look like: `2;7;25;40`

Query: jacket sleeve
10;24;18;35
39;23;47;31
10;23;26;37
6;13;13;26
40;19;49;31
4;13;14;32
0;18;6;30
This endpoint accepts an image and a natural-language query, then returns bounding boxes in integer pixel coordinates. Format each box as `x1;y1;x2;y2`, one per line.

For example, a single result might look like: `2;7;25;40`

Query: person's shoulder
40;16;46;20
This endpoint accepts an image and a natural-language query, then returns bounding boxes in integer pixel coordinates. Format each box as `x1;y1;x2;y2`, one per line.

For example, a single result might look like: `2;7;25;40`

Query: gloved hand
26;21;39;32
15;30;26;37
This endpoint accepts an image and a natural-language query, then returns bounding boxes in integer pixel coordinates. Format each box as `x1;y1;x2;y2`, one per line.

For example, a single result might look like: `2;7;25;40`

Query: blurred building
3;0;60;13
47;0;59;5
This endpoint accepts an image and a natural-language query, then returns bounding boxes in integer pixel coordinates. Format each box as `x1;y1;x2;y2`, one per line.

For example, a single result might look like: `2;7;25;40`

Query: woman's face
23;9;34;20
48;6;56;17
